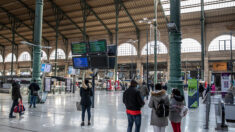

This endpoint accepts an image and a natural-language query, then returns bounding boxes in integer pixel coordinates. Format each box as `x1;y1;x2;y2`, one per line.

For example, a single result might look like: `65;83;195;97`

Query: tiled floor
0;90;234;132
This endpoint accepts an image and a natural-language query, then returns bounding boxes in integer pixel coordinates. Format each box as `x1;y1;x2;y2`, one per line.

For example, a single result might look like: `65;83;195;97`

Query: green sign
188;79;198;96
71;42;87;55
188;79;199;108
89;40;107;53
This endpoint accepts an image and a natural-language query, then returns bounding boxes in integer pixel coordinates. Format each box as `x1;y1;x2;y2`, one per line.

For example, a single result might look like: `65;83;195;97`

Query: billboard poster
221;73;231;92
44;77;51;92
66;78;71;91
188;79;199;108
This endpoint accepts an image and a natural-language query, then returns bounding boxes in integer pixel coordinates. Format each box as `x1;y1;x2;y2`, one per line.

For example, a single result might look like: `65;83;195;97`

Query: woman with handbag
80;79;93;126
148;83;170;132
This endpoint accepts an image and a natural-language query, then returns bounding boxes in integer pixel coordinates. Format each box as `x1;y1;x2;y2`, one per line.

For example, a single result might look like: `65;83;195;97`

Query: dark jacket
12;82;22;100
123;86;145;111
80;86;93;106
139;84;149;97
149;90;169;127
29;82;40;96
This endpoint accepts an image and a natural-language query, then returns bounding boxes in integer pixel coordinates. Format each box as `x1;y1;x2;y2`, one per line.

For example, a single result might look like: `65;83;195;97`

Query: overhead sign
41;64;52;73
71;42;87;55
213;62;227;71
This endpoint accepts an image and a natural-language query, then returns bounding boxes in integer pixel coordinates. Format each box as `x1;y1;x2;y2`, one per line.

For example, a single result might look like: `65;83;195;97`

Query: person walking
29;79;40;108
80;79;93;126
123;80;145;132
9;80;23;118
149;83;169;132
199;83;204;99
169;89;185;132
139;82;149;100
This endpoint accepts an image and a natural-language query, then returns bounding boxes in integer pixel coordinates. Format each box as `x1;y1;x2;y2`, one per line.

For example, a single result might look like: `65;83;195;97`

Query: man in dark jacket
29;79;40;108
123;80;145;132
9;80;22;118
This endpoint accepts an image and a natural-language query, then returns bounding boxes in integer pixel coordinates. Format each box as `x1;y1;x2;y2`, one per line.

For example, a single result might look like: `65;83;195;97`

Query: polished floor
0;90;234;132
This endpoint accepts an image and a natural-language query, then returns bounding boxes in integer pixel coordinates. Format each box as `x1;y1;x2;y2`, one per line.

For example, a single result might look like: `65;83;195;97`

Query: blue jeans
30;95;37;107
82;105;91;122
127;114;141;132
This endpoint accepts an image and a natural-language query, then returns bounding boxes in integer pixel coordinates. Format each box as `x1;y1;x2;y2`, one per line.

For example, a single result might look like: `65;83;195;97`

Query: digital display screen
90;55;108;69
89;40;107;53
107;45;117;56
108;57;116;69
41;64;52;73
73;57;89;69
71;42;87;55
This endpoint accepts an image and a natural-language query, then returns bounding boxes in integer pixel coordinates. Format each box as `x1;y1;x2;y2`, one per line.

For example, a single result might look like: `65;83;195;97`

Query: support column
154;0;159;85
167;55;170;81
168;0;184;95
204;55;209;84
201;0;205;80
32;0;44;88
137;59;143;83
11;20;16;80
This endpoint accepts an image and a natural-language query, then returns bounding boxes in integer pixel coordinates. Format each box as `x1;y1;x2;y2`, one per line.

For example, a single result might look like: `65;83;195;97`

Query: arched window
181;38;201;53
19;52;31;62
118;43;137;56
68;51;72;59
5;53;16;62
209;35;235;51
41;50;48;60
49;49;66;60
0;55;3;62
141;41;167;55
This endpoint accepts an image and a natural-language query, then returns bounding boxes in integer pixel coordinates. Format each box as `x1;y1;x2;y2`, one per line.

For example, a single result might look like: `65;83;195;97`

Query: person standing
9;80;23;118
149;83;169;132
139;82;149;100
80;79;93;126
199;83;204;99
169;89;185;132
123;80;145;132
29;79;40;108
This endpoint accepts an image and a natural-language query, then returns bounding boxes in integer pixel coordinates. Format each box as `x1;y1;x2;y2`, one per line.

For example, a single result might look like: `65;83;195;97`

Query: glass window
118;43;137;56
209;35;235;51
41;50;48;60
50;49;66;60
0;55;3;62
141;41;167;55
68;51;72;58
5;53;16;62
181;38;201;53
19;52;31;62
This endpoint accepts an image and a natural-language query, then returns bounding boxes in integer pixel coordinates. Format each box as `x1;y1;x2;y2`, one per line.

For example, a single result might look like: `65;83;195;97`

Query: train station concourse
0;0;235;132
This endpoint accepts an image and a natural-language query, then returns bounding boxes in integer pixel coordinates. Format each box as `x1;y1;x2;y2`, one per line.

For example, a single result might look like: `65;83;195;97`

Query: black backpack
155;99;169;117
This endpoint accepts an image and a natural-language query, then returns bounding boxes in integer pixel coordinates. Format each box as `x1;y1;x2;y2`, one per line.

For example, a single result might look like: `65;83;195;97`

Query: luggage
14;100;25;113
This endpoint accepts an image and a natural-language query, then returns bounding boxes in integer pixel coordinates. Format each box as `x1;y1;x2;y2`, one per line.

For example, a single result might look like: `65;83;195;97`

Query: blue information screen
73;57;89;69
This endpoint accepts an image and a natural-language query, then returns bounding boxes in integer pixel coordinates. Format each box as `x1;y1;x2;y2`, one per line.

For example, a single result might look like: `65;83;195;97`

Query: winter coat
12;82;22;100
169;95;184;123
80;85;93;106
29;82;40;96
123;86;145;111
139;84;149;97
148;90;169;127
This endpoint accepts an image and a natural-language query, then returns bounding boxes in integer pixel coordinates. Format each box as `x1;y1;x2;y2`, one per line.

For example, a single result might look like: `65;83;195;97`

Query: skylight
161;0;235;15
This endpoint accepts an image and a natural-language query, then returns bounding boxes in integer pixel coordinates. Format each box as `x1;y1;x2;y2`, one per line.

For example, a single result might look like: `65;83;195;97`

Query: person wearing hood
148;83;169;132
80;79;93;126
169;89;185;132
123;80;145;132
9;80;23;118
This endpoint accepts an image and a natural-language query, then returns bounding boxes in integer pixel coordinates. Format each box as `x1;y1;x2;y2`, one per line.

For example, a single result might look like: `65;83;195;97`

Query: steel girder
48;0;87;39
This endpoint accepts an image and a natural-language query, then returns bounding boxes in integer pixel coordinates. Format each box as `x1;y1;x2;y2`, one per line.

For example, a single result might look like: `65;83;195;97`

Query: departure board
89;40;107;53
71;42;87;55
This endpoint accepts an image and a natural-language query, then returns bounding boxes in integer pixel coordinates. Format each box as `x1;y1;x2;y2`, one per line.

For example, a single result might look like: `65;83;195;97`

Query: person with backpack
28;79;40;108
80;79;93;126
148;83;169;132
139;82;149;100
169;89;185;132
9;80;23;118
123;80;145;132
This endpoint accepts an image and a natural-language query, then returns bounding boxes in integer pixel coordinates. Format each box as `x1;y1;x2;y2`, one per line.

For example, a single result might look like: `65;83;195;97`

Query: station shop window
5;53;16;62
209;35;235;51
141;41;167;55
49;49;66;60
181;38;201;53
117;43;137;56
18;52;31;62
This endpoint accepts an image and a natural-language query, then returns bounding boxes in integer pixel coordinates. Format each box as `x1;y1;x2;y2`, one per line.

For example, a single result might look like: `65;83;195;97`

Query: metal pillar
230;32;233;85
80;0;90;41
168;0;184;95
154;0;158;86
201;0;205;80
146;25;149;91
32;0;44;88
114;0;121;89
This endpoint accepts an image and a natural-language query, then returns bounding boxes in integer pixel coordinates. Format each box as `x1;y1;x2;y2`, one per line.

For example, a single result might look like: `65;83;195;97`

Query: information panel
44;77;51;92
72;57;89;69
89;40;107;53
71;42;87;55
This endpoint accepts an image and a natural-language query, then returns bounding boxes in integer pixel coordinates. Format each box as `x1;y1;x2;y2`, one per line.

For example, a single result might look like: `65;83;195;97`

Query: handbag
180;106;188;117
14;100;25;113
76;101;82;111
